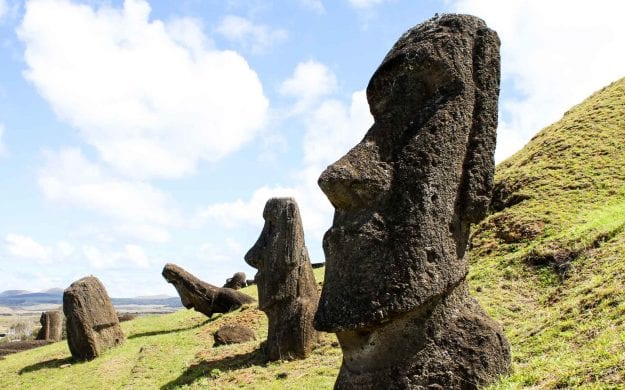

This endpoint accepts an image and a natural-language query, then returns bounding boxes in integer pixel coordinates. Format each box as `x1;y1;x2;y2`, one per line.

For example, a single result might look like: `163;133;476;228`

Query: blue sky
1;0;624;297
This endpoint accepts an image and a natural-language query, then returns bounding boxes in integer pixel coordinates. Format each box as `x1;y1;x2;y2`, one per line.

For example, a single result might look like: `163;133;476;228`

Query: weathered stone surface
36;310;63;342
314;14;510;389
63;276;124;361
213;324;256;346
223;272;247;290
245;197;319;361
162;263;255;318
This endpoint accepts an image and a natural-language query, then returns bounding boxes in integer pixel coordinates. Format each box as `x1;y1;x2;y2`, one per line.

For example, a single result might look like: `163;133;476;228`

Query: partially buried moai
314;14;510;389
36;310;63;342
245;197;319;361
63;276;125;361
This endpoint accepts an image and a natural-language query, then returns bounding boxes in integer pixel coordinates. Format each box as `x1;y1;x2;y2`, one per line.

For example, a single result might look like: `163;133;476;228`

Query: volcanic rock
213;324;256;346
314;14;510;389
245;197;319;361
35;310;63;342
63;276;124;361
223;272;247;290
162;263;255;318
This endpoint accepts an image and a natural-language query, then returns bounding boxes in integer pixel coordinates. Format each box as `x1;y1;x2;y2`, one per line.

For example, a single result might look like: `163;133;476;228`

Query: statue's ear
456;27;501;224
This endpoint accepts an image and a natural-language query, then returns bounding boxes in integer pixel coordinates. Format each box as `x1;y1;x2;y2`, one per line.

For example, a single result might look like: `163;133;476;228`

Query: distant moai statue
314;14;510;389
63;276;124;360
162;263;255;318
36;310;63;342
223;272;247;290
245;197;319;361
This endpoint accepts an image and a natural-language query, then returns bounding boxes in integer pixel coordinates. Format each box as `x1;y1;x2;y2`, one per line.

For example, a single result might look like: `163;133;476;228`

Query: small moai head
245;197;310;311
314;14;501;332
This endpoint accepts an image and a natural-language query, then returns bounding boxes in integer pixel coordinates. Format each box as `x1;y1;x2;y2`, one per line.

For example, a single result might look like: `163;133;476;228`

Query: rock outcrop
245;197;319;361
35;310;63;342
63;276;124;361
162;263;255;318
223;272;247;290
213;324;256;346
314;14;510;389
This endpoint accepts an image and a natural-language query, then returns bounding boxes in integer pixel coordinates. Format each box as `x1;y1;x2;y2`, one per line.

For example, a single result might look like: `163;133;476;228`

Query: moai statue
63;276;124;360
162;263;255;318
36;310;63;342
314;14;510;389
223;272;247;290
245;197;319;361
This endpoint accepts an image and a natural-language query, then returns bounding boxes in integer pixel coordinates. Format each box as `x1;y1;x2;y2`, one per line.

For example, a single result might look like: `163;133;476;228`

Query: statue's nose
318;141;392;211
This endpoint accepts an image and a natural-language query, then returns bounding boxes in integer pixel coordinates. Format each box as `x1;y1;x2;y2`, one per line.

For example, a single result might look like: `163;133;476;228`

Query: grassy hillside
1;79;625;389
471;77;625;389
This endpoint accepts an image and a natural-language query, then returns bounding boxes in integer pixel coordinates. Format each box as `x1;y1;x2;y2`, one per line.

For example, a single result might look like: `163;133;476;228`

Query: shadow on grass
160;347;267;389
128;317;214;340
19;357;74;375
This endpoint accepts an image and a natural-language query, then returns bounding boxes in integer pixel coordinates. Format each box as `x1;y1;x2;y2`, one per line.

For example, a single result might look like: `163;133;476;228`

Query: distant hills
0;289;182;308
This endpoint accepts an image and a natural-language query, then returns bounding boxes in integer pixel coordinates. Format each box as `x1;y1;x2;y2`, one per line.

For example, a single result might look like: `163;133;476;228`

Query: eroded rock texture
63;276;124;360
213;324;256;346
245;197;319;361
162;263;255;318
314;14;510;389
223;272;247;290
36;310;63;342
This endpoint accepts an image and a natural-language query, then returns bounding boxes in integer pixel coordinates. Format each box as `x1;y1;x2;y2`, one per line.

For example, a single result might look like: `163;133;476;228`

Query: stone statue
36;310;63;342
162;263;255;318
64;276;124;360
314;14;510;389
245;197;319;361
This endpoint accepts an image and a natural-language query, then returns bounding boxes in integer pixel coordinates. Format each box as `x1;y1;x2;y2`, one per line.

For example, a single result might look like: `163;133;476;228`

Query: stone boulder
314;14;510;389
213;324;256;346
245;197;319;361
35;310;63;342
63;276;124;361
162;263;255;318
223;272;247;290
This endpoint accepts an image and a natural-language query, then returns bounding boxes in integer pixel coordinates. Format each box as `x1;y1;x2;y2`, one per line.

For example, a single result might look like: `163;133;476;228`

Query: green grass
470;77;625;389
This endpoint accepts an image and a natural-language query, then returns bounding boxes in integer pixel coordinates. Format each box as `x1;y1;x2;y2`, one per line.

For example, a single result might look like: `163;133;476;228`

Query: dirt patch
491;214;545;243
0;340;52;357
525;247;579;277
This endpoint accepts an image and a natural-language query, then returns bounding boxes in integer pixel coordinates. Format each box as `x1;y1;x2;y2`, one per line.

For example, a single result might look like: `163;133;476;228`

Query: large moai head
245;197;316;311
314;14;500;332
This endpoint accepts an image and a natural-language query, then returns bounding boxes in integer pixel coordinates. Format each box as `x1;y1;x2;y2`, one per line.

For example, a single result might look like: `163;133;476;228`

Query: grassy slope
2;80;625;389
0;268;341;389
471;78;625;389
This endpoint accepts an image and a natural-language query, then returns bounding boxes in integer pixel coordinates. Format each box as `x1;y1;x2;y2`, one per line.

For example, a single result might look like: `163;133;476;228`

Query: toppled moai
223;272;247;290
36;310;63;342
245;197;319;361
162;263;255;318
63;276;125;360
314;14;510;389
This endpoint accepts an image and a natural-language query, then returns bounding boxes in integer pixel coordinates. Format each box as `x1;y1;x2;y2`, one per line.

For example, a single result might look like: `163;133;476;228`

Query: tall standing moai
314;14;510;389
245;197;319;361
36;310;63;342
63;276;125;361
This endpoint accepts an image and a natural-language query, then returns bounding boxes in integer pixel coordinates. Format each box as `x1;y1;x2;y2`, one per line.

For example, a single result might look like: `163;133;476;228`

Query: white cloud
348;0;387;9
299;0;325;14
216;15;287;53
38;148;178;241
5;234;49;261
0;124;5;157
0;0;6;20
451;0;625;161
279;60;338;112
83;243;150;269
19;0;268;179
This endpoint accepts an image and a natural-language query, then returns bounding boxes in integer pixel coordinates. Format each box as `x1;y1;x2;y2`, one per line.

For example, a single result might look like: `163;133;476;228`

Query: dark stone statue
213;324;256;346
245;197;319;361
162;263;255;318
63;276;124;360
36;310;63;342
223;272;247;290
314;14;510;389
